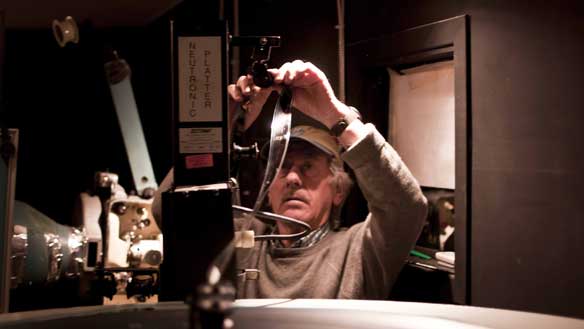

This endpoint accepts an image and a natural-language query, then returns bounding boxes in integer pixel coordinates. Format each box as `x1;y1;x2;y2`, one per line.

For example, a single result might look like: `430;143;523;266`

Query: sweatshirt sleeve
341;123;428;298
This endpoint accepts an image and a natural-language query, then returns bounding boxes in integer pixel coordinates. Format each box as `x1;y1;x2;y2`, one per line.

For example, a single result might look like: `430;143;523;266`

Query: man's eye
278;163;291;176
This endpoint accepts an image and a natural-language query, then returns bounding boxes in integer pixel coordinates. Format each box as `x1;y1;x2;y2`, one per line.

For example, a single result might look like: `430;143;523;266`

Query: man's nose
283;166;302;187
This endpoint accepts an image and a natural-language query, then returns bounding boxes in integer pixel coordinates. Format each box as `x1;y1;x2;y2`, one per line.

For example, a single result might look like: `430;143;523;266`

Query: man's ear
332;179;344;206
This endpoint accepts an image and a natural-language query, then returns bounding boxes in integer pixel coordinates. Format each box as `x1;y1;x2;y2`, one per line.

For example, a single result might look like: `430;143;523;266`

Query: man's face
268;142;343;230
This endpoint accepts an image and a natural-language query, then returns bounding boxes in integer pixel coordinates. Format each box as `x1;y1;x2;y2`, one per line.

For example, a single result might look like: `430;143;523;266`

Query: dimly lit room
1;0;583;328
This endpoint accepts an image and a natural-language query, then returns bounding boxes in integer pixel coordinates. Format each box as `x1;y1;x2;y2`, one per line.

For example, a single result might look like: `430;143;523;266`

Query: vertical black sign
171;20;230;187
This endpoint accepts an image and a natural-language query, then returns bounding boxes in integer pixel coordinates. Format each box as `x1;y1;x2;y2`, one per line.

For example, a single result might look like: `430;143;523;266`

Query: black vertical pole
160;19;234;300
0;10;6;129
0;9;8;313
0;9;11;159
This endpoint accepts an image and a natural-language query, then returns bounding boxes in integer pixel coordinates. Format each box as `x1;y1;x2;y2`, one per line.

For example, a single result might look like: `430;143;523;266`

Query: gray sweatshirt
234;124;428;299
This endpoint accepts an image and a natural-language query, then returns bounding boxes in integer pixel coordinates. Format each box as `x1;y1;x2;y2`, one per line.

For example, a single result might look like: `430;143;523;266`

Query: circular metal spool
1;299;584;329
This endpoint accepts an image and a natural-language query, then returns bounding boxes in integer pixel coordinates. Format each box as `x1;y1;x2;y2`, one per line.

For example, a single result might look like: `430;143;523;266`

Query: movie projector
8;16;162;303
9;172;160;303
73;171;161;302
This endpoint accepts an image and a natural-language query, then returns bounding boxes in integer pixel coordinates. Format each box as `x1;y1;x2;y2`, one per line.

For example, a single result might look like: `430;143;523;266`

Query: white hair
328;158;354;229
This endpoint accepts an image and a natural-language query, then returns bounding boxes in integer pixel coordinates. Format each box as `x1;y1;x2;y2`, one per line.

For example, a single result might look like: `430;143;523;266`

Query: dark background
2;0;584;319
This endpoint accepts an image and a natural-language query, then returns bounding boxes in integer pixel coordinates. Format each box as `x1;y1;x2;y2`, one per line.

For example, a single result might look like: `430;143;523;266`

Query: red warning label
185;154;214;169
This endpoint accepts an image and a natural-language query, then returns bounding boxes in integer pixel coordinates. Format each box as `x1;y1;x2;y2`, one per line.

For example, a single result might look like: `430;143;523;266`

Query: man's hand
228;75;279;131
270;60;348;130
228;60;351;133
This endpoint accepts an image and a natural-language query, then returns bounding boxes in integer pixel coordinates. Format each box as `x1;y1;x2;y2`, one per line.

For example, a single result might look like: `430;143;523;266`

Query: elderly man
156;60;427;300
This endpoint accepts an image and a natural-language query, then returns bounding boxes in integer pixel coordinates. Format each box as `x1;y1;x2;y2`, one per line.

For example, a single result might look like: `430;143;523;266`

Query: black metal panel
348;0;584;318
159;188;234;301
346;16;470;304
